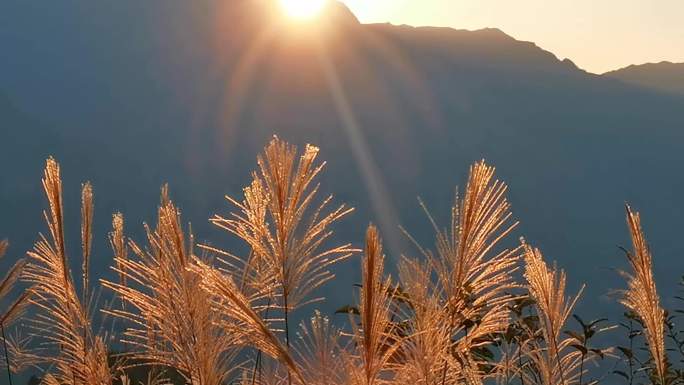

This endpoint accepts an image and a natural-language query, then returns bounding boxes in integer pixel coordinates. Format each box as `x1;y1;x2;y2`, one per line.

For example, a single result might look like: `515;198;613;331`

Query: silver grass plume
523;245;584;385
291;310;348;385
22;157;113;384
102;186;240;385
210;136;356;313
346;225;400;385
620;205;667;384
0;240;29;333
403;160;521;384
190;258;306;385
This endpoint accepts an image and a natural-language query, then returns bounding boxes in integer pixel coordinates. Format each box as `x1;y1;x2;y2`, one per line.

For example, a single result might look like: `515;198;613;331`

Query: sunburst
279;0;327;20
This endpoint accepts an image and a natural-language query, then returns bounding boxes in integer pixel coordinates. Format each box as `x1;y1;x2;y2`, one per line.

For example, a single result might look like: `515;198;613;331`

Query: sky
340;0;684;74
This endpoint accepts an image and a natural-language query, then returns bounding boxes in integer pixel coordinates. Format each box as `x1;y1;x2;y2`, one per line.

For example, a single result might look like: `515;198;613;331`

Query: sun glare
279;0;327;20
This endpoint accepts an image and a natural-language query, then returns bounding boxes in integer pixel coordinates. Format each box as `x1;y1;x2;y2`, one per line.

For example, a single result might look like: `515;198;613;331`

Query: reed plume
210;137;355;323
22;157;113;385
237;360;289;385
345;225;400;385
523;244;584;385
291;310;348;385
81;182;93;305
210;137;356;383
620;205;668;384
102;186;240;385
395;257;456;385
0;329;40;375
1;240;29;334
403;160;521;384
120;369;172;385
190;258;305;385
1;240;31;384
109;212;128;309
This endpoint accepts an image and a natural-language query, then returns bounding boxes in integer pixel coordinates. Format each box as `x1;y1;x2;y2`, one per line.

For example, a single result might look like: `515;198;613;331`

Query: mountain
2;0;684;335
604;61;684;95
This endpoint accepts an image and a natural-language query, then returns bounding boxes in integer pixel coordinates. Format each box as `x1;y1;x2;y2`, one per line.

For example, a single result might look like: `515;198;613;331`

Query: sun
279;0;327;20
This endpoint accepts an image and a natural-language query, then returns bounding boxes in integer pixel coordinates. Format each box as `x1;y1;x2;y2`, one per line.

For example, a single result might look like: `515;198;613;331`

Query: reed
102;186;241;385
345;225;400;385
3;140;680;385
619;206;668;385
522;245;584;385
22;158;113;384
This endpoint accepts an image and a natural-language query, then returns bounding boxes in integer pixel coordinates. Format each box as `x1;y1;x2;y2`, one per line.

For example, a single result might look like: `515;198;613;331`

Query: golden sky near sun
340;0;684;74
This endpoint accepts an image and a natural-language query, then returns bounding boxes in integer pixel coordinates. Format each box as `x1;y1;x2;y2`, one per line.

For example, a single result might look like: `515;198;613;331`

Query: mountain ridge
603;61;684;95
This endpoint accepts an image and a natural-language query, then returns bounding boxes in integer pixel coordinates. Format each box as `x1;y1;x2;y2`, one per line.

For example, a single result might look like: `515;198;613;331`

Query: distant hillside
2;0;684;352
604;61;684;94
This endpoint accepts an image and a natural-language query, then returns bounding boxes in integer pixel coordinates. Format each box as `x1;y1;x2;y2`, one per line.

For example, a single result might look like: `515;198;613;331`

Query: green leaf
617;346;633;359
564;330;585;343
613;370;629;380
590;348;605;359
588;318;609;327
573;314;587;328
571;344;588;355
335;305;360;315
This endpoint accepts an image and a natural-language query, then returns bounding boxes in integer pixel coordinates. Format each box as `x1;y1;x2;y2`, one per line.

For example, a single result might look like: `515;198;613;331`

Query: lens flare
279;0;327;20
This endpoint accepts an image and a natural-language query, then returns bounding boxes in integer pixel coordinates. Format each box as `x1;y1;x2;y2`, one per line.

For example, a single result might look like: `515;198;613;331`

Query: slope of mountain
1;0;684;330
604;61;684;95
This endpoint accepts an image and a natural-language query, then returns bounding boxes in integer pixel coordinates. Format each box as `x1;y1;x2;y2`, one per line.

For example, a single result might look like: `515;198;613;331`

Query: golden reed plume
22;157;113;384
108;212;127;308
523;245;584;385
209;136;357;384
395;257;456;385
191;258;305;384
402;160;521;384
292;310;348;385
211;137;355;313
1;240;33;379
345;225;399;385
102;186;241;385
0;240;29;334
620;205;667;384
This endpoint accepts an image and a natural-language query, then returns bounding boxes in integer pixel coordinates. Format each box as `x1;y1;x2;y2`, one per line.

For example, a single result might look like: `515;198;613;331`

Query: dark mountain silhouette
604;61;684;95
2;1;684;359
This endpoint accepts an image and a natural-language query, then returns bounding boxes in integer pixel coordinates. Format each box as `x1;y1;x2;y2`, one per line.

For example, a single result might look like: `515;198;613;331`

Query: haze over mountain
604;61;684;95
2;0;684;336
